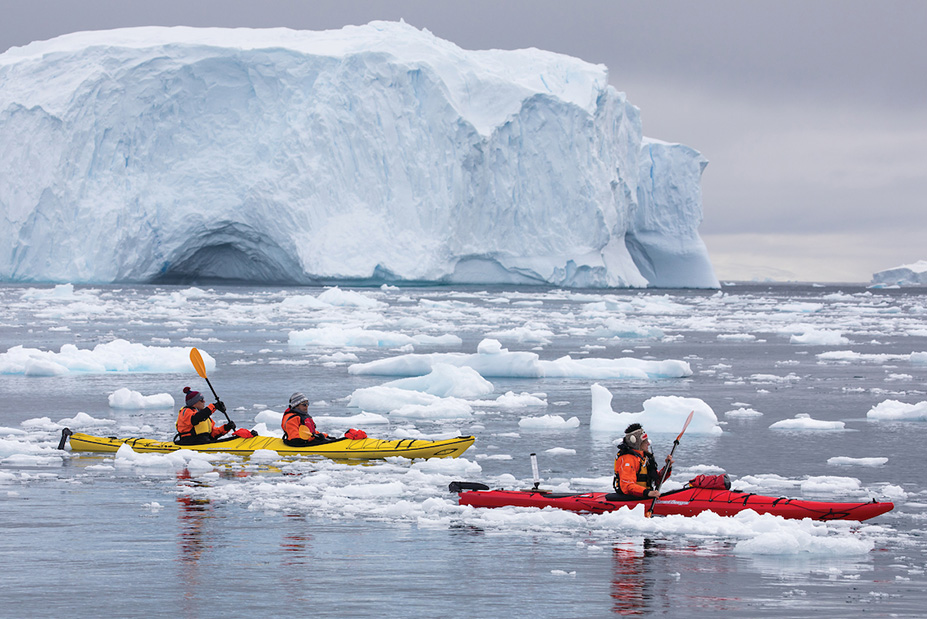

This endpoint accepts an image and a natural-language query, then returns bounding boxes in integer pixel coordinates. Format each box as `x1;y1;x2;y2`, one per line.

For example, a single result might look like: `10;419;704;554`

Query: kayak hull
455;486;894;522
65;430;474;460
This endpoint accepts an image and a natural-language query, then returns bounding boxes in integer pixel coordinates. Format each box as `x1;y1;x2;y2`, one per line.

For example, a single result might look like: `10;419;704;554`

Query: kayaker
282;392;329;446
174;387;235;445
612;423;673;499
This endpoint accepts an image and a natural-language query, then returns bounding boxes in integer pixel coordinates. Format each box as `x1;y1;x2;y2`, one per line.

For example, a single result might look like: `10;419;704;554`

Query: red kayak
451;482;894;522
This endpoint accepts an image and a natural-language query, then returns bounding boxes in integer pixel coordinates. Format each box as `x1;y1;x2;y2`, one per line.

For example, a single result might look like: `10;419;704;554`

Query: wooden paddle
189;347;231;424
646;410;695;517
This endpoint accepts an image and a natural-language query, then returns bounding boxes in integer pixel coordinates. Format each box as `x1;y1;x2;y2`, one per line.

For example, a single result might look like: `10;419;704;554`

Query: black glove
215;400;226;413
225;420;236;431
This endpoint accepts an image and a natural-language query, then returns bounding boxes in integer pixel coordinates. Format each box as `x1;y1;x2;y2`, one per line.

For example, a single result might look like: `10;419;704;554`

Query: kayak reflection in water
174;387;236;445
281;392;332;447
613;424;674;499
610;539;659;615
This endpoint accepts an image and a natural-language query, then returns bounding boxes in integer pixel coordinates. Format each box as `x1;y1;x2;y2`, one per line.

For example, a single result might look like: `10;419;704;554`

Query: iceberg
870;261;927;288
0;22;718;288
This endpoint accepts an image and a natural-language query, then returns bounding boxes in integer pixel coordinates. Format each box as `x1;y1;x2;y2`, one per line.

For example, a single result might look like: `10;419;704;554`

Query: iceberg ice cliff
0;22;719;288
870;261;927;288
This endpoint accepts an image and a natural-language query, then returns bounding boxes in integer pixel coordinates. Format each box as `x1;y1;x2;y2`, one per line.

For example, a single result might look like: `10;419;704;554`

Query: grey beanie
289;392;309;407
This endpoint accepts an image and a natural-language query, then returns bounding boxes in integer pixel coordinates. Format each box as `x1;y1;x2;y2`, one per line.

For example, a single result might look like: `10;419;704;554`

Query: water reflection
281;513;313;566
175;467;215;617
610;538;658;615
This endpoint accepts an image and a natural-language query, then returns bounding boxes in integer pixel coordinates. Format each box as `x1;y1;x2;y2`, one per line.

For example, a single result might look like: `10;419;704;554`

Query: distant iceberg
0;22;719;288
870;261;927;288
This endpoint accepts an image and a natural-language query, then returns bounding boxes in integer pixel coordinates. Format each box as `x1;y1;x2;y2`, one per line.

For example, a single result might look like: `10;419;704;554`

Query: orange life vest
282;408;317;441
175;403;219;444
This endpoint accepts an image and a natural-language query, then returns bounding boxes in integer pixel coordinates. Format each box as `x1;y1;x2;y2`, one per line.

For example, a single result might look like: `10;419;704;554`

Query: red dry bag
687;474;731;490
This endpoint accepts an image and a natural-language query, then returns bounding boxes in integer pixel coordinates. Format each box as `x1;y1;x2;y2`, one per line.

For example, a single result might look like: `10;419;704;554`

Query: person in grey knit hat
281;392;329;446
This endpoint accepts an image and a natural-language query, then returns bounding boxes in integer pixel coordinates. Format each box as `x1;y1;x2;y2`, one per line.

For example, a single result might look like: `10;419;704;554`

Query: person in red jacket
281;392;329;447
175;387;235;445
613;423;673;498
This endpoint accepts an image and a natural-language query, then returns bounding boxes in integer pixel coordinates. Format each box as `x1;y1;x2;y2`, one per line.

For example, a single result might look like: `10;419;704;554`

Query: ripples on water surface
1;283;926;616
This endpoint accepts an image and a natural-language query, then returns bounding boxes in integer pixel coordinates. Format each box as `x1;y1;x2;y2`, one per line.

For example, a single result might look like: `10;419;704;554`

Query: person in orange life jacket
613;423;674;499
174;387;235;445
281;392;329;447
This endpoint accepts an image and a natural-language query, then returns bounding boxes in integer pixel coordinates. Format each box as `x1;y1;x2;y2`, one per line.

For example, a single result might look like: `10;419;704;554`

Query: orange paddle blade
189;348;207;379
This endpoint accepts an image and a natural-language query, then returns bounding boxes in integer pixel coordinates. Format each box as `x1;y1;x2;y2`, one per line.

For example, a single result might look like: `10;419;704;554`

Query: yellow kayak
60;429;475;460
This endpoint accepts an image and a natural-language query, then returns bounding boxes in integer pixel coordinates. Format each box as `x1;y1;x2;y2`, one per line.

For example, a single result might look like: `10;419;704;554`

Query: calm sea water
1;282;925;617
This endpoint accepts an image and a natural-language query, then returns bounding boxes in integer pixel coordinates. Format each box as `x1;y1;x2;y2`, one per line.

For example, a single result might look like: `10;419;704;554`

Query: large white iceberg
870;261;927;288
0;21;718;288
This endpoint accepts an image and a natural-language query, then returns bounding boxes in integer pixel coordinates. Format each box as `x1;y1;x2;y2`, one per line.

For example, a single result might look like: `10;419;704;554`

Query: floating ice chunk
349;339;690;379
313;412;391;426
289;325;461;349
317;287;386;309
545;447;577;456
789;329;849;346
0;437;64;463
390;398;473;420
492;391;548;409
254;409;284;427
827;457;888;467
484;324;555;345
20;412;114;432
734;527;873;556
800;476;862;494
867;399;927;421
588;317;664;340
380;363;494;398
518;415;580;430
724;408;763;418
0;340;214;375
588;384;722;435
249;449;282;463
108;388;174;409
348;386;471;415
769;414;846;431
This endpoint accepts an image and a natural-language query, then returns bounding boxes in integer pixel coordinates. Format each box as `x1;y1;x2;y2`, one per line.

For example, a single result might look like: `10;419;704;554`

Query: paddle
189;347;232;425
646;410;695;518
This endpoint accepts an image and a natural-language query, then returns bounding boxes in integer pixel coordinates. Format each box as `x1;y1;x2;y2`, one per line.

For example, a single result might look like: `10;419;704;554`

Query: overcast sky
3;0;925;283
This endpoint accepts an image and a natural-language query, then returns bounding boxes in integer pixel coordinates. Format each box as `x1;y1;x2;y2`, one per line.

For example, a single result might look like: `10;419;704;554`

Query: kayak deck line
61;428;475;460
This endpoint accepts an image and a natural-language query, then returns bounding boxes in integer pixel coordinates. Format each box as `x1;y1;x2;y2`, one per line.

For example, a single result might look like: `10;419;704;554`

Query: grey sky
3;0;925;282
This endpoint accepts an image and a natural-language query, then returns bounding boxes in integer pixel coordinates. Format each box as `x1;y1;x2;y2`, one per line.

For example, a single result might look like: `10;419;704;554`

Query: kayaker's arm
190;404;216;425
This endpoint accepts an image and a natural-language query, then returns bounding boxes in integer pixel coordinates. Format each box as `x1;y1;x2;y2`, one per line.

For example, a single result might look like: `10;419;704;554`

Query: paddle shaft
646;410;695;517
189;348;231;424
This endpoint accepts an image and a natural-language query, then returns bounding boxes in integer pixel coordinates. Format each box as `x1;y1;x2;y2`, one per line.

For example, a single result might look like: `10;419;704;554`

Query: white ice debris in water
724;407;763;418
0;340;215;375
769;414;846;431
867;399;927;421
108;388;174;409
375;364;495;398
788;328;850;346
349;339;692;379
517;415;580;430
0;22;717;288
827;457;888;467
588;383;722;435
